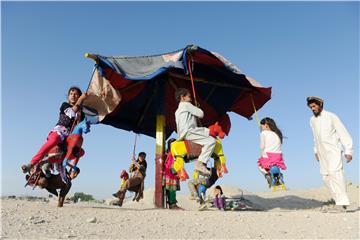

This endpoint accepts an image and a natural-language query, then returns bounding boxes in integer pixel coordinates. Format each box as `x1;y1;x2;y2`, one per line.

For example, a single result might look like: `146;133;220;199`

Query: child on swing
21;86;88;173
175;88;223;176
113;152;147;206
257;117;287;186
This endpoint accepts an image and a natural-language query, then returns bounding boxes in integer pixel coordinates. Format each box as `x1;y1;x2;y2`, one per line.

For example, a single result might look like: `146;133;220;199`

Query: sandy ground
1;183;359;239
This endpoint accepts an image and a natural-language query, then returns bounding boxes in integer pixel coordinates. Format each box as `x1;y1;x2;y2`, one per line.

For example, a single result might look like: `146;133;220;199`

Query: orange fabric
209;122;225;139
65;134;83;159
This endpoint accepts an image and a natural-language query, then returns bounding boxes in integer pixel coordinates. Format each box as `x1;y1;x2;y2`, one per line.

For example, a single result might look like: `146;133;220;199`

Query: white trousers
184;127;216;164
322;169;350;206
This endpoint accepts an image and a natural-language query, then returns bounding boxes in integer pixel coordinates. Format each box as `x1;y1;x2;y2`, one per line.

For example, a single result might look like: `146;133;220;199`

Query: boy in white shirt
174;88;217;176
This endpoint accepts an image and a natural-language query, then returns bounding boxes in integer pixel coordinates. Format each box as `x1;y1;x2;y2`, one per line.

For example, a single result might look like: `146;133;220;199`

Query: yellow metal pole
154;115;165;208
84;53;98;62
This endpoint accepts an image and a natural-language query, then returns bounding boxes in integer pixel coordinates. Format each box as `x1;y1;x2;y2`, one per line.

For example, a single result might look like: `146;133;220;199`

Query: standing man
307;96;353;211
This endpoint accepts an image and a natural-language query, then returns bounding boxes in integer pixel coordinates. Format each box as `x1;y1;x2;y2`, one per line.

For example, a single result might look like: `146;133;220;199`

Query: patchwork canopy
83;45;271;139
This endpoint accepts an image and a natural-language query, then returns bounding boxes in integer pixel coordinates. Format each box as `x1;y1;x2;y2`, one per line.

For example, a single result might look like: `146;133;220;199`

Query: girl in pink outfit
257;117;286;184
163;138;182;209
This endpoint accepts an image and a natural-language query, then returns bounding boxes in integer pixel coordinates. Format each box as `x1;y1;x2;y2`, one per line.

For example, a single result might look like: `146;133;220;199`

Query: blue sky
2;2;359;199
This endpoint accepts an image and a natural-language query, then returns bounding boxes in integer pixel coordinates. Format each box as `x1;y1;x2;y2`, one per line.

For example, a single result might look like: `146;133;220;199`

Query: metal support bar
154;115;165;208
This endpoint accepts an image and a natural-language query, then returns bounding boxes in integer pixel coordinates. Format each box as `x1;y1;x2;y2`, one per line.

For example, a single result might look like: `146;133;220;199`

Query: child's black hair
175;88;190;102
260;117;283;143
166;138;177;152
215;185;223;195
138;152;146;157
68;86;82;96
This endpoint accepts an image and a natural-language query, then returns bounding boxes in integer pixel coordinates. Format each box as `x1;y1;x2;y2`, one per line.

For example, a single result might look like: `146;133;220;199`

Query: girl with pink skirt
257;117;287;186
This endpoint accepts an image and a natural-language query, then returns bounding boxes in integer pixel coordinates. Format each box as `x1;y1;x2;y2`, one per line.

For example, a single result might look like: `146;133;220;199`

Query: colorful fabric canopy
83;45;271;139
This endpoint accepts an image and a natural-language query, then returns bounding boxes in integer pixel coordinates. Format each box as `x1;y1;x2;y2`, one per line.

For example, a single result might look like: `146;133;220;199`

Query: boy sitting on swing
112;152;147;206
175;88;223;176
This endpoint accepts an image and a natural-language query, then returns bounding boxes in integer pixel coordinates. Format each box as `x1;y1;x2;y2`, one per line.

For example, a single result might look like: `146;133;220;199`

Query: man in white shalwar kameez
307;96;353;210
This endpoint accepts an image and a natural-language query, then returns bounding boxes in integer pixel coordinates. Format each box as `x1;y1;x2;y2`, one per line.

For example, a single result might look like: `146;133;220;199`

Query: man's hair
68;86;82;96
175;88;190;102
306;97;324;108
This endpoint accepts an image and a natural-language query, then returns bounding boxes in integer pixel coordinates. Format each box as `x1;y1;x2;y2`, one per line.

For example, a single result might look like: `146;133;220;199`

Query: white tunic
175;102;204;140
260;130;282;158
310;110;353;175
175;101;215;164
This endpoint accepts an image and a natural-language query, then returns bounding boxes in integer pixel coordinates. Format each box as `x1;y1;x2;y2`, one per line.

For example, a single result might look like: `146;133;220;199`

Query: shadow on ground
230;194;327;210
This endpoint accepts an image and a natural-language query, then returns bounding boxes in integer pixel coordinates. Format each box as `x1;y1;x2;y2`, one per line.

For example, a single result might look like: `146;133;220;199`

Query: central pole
155;115;165;208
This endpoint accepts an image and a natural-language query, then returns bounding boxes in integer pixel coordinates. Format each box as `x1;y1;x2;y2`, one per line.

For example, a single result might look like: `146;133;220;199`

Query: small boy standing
175;88;216;176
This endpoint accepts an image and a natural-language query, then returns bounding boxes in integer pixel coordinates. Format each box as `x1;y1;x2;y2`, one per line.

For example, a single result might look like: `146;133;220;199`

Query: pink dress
258;152;287;171
162;152;180;191
258;130;287;171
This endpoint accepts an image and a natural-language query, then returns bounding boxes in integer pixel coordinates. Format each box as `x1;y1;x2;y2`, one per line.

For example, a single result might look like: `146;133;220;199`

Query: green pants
168;190;177;205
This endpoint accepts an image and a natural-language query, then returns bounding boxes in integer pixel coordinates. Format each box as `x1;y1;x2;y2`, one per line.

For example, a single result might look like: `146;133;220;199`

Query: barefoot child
35;167;80;207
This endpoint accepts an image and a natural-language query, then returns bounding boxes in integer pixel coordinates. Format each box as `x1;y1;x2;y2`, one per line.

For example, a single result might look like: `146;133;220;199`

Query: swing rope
132;134;138;158
128;134;139;178
187;55;203;128
250;93;261;129
187;56;198;106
